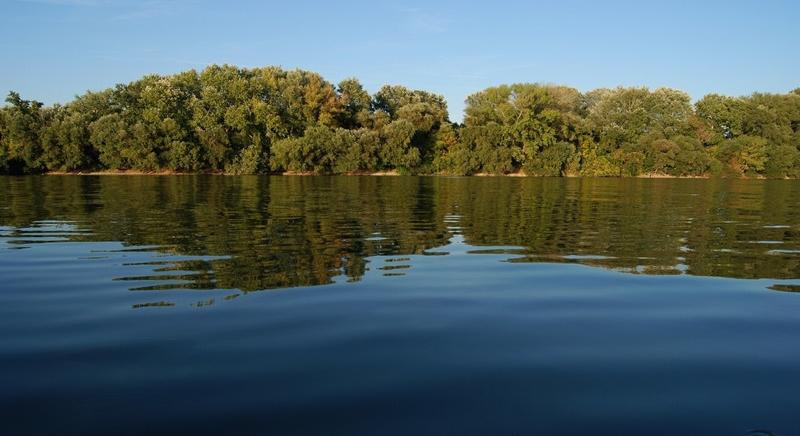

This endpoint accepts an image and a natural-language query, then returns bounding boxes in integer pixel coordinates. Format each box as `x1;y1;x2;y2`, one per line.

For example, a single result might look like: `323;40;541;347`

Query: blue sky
1;0;798;120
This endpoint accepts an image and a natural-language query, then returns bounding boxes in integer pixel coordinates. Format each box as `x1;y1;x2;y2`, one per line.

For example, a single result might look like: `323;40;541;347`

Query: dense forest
1;65;799;177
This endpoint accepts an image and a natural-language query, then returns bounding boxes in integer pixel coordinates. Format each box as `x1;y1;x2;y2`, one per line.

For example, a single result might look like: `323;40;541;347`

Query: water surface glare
2;176;800;435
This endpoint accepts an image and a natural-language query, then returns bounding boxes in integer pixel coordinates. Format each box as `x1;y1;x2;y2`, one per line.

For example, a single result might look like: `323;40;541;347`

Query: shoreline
46;169;217;176
37;170;774;179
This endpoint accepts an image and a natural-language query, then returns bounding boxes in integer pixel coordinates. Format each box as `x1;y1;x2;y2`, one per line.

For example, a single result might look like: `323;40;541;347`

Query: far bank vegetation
1;65;799;178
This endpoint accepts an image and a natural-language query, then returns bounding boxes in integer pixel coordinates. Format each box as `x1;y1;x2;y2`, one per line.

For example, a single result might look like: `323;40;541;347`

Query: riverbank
46;169;402;176
47;169;207;176
41;170;744;179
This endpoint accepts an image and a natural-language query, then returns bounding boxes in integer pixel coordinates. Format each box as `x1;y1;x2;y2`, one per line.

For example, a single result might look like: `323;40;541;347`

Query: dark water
2;176;800;435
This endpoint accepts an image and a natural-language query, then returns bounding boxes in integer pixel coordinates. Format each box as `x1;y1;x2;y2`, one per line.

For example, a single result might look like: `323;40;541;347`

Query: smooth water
2;176;800;435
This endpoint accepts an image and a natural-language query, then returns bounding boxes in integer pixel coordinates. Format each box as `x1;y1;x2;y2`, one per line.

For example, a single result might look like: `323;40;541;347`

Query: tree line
1;64;798;177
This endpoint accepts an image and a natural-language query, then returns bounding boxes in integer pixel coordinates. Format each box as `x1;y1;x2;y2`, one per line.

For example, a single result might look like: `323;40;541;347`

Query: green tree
271;126;337;174
586;87;693;176
2;92;46;173
462;84;584;174
1;65;799;178
337;78;372;129
380;120;420;171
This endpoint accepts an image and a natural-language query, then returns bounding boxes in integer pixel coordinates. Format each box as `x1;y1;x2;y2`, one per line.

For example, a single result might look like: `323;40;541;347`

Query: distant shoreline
4;65;798;180
41;170;753;179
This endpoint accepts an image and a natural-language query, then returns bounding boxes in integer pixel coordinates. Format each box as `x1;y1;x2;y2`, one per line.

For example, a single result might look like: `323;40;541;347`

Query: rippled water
2;176;800;435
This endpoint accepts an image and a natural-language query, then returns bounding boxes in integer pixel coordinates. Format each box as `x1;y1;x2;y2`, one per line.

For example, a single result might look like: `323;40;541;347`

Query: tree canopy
1;65;798;177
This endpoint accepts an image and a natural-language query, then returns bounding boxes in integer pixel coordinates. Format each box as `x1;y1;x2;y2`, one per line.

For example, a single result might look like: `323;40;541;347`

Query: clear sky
1;0;798;120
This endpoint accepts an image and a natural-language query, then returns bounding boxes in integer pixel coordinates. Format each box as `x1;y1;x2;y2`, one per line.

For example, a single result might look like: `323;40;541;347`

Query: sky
1;0;798;121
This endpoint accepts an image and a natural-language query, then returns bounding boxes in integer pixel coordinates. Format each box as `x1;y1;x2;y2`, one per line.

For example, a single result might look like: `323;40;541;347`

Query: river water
1;176;799;435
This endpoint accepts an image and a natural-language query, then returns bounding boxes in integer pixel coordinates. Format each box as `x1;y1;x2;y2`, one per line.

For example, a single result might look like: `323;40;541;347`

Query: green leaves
0;67;798;178
458;84;581;175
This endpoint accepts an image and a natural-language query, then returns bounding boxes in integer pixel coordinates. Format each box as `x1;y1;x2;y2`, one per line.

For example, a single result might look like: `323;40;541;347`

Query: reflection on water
1;176;799;301
2;176;800;435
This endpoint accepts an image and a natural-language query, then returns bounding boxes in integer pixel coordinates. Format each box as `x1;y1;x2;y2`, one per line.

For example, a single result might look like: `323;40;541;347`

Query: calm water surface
2;176;800;435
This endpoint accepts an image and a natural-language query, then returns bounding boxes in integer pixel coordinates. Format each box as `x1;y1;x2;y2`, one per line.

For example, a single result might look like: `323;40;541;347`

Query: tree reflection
1;176;799;294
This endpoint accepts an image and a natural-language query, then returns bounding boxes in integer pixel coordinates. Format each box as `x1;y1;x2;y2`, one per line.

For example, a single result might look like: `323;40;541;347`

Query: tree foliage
1;66;798;177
